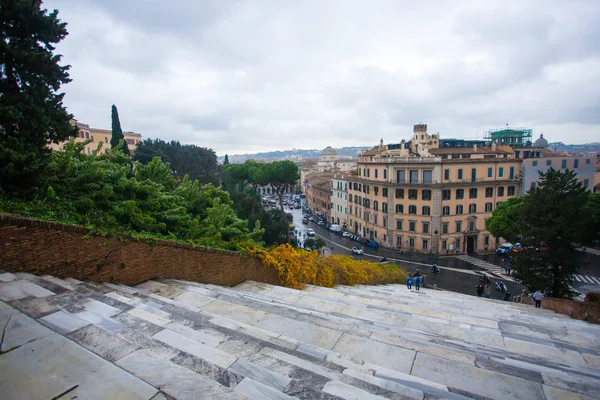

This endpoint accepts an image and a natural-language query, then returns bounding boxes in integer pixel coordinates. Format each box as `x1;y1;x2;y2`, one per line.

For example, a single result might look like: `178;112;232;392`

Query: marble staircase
1;271;600;400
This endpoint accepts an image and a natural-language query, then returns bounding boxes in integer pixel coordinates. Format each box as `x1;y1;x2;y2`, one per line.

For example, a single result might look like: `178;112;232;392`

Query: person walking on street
476;284;484;297
533;290;544;308
415;276;422;291
406;276;413;290
484;284;491;298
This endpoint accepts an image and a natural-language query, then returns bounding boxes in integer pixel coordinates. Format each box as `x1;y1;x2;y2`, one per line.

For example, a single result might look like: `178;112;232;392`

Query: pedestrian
476;284;484;297
406;276;413;290
501;258;506;274
415;276;422;291
532;290;543;308
504;291;511;301
484;284;491;298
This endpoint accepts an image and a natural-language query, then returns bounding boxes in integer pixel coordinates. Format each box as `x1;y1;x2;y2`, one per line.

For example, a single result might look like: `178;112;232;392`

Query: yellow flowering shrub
248;244;407;289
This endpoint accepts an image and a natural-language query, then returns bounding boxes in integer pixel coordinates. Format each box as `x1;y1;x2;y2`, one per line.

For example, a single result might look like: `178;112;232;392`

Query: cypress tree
223;154;230;165
110;104;130;156
0;0;76;197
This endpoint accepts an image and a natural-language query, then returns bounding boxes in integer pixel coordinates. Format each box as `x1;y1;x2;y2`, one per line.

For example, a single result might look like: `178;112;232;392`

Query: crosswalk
572;275;600;285
454;254;503;275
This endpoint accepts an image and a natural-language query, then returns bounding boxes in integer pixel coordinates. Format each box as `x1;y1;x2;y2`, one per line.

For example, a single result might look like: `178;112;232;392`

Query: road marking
590;277;600;285
574;275;582;282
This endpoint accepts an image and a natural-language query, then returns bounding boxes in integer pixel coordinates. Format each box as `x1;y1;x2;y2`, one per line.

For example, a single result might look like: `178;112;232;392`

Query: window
456;238;461;249
422;190;431;200
442;189;451;200
396;236;403;246
374;215;378;225
487;167;492;178
409;237;415;247
422;206;430;216
397;170;405;183
444;169;450;180
396;220;403;230
456;221;462;232
485;202;493;212
373;201;379;211
442;223;448;234
85;132;89;139
485;187;493;198
375;169;378;178
382;188;388;197
574;159;579;168
409;222;416;232
410;170;419;183
349;194;353;202
509;167;515;180
423;239;429;250
469;188;478;198
498;186;505;197
471;168;476;182
530;182;536;190
408;189;418;199
485;235;490;246
374;187;379;195
532;160;538;166
383;169;387;180
498;167;504;177
586;158;591;165
105;137;108;143
408;205;417;214
561;159;567;169
456;205;463;215
546;159;552;166
395;204;404;213
442;240;447;250
507;186;515;196
423;170;432;183
367;169;370;177
422;223;429;234
456;189;464;199
382;202;388;213
442;206;450;216
583;179;589;189
458;169;463;180
469;221;475;231
395;189;404;198
469;204;477;213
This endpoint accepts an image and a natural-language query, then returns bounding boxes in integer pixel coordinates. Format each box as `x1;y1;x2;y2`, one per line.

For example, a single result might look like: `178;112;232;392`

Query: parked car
351;247;364;255
302;217;308;224
512;243;525;253
366;241;379;248
317;220;325;226
306;228;315;236
342;231;352;238
496;243;513;255
329;224;342;233
308;216;315;222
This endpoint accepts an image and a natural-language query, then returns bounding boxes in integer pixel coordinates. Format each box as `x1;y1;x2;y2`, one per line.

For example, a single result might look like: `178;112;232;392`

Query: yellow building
347;124;521;254
49;121;142;155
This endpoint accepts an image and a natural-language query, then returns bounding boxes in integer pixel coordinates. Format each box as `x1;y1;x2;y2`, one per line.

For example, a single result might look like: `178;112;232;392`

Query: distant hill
220;146;370;164
547;142;600;154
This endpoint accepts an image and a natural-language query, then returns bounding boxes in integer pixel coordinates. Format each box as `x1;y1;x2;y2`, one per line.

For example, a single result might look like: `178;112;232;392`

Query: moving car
306;228;315;236
351;247;364;255
496;243;513;255
302;217;308;224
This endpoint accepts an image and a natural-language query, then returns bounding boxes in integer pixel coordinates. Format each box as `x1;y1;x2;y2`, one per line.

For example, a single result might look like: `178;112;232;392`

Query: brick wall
520;295;600;324
0;214;279;287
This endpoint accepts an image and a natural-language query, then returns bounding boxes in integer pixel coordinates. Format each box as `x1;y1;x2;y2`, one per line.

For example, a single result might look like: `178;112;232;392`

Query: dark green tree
223;154;230;165
485;196;524;244
487;168;590;298
110;104;129;156
0;0;76;197
261;160;299;242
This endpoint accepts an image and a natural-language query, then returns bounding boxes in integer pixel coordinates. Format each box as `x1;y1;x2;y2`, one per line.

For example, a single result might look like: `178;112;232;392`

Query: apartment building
521;156;596;194
304;173;334;222
331;174;350;227
347;124;521;254
48;120;142;155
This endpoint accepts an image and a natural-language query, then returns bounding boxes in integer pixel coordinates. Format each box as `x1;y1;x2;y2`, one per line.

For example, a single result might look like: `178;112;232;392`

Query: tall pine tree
110;104;130;156
223;154;230;165
0;0;76;197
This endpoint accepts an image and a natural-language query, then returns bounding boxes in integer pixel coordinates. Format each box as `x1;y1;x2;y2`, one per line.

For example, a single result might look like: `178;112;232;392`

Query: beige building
305;173;334;222
49;121;142;155
347;124;521;254
331;174;350;227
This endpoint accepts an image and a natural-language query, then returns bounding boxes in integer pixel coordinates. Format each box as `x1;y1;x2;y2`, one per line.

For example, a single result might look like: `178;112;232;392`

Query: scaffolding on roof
483;126;533;147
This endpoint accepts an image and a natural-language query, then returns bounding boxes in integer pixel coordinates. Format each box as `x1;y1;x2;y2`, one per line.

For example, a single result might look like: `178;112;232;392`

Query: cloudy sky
45;0;600;155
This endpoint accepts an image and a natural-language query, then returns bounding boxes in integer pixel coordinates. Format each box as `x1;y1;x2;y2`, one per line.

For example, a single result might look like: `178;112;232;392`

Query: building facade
49;121;143;155
521;156;596;194
331;174;349;227
304;173;333;221
347;124;521;254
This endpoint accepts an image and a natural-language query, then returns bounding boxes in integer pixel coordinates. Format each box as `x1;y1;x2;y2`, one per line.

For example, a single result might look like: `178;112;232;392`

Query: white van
328;224;342;233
